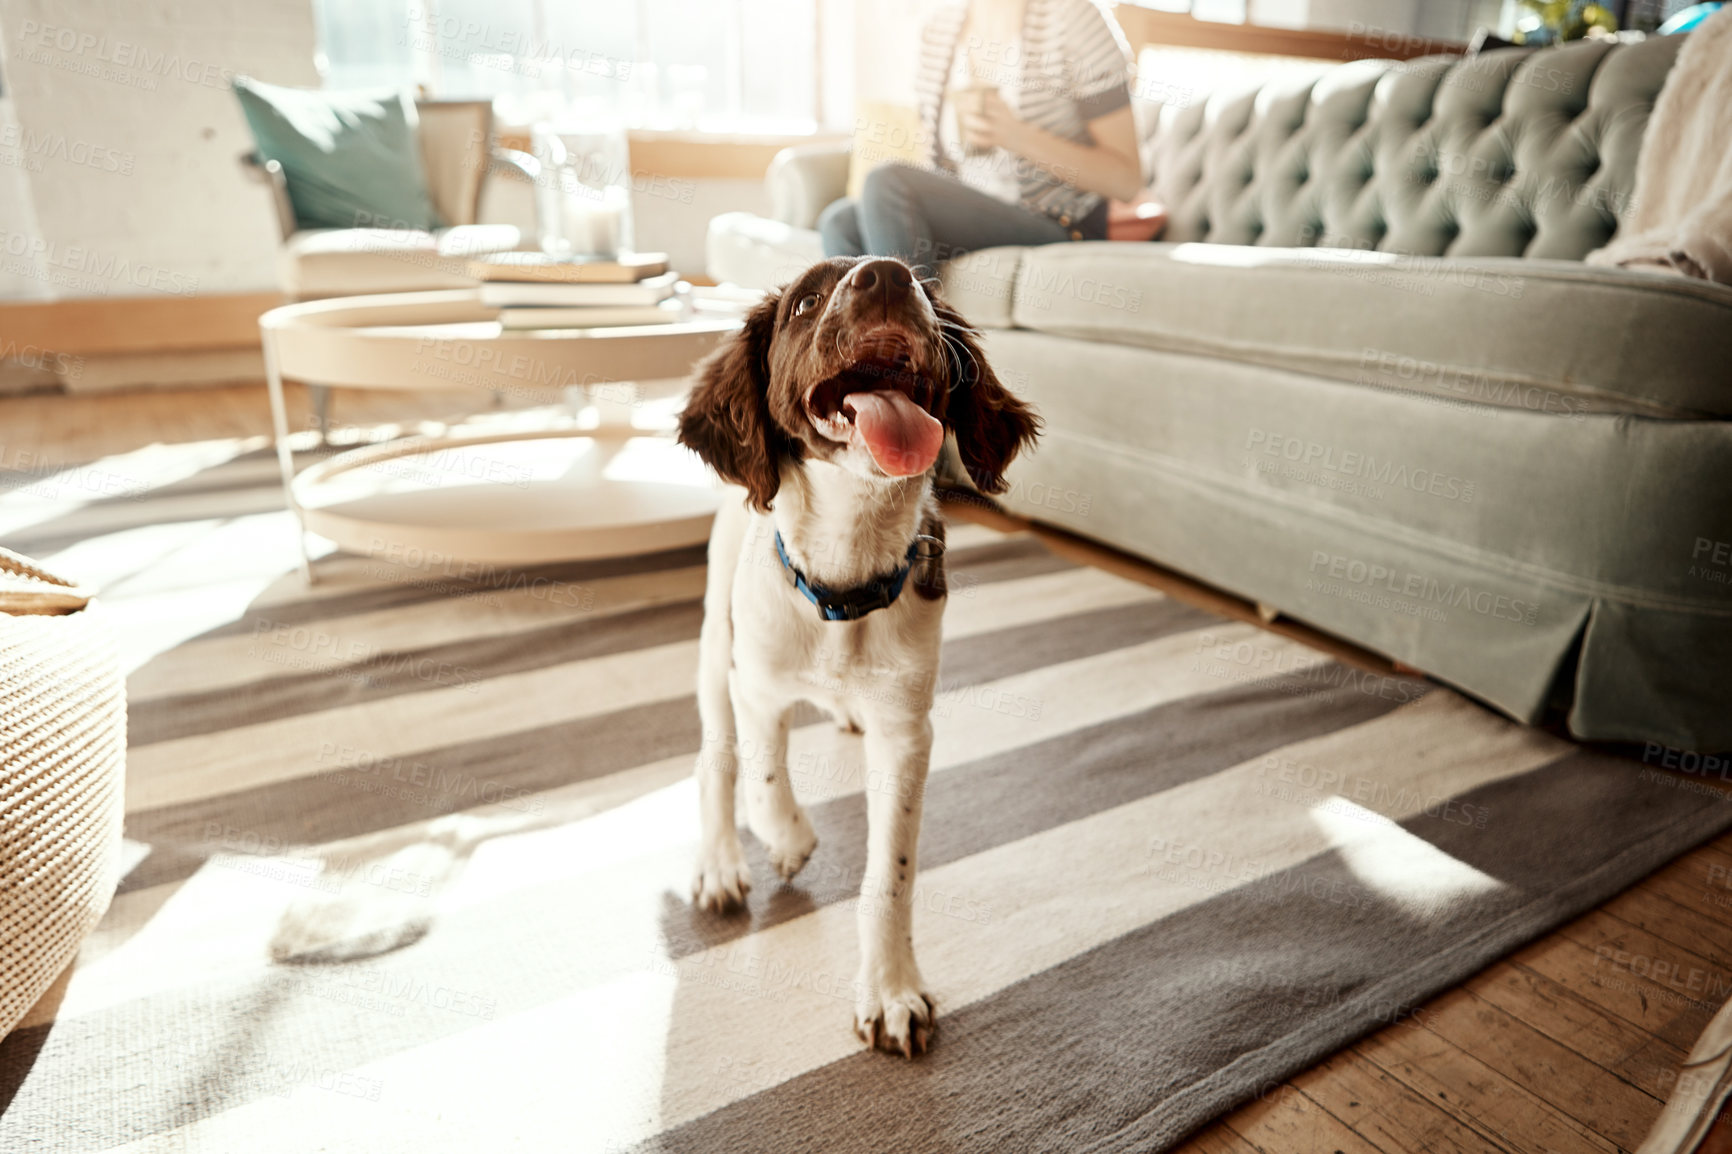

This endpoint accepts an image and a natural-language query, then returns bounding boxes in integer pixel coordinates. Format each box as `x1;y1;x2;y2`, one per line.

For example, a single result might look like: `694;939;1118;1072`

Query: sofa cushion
234;77;441;232
937;249;1019;330
986;240;1732;419
281;224;520;299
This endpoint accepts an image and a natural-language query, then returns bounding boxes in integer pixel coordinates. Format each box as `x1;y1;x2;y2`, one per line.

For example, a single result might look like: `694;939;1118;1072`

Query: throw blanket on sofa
1587;9;1732;282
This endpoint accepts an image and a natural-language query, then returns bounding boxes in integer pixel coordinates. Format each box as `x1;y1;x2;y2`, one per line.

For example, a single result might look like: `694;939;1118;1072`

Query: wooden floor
6;382;1725;1154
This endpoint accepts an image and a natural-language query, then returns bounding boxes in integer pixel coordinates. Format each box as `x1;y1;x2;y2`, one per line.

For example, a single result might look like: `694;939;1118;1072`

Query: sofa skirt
982;328;1732;753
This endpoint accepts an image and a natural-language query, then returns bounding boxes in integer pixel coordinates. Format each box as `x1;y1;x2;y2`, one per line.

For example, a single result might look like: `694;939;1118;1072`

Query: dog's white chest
719;519;935;706
799;623;937;711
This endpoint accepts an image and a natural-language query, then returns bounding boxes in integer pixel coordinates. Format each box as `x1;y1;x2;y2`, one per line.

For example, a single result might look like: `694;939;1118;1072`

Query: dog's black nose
849;258;914;295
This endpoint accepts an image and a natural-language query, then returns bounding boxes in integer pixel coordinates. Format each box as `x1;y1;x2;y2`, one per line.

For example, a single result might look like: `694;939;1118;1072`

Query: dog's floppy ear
933;296;1040;495
678;292;786;511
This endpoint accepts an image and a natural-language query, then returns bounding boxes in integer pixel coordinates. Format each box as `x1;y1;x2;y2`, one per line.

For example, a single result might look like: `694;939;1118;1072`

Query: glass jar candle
532;123;635;261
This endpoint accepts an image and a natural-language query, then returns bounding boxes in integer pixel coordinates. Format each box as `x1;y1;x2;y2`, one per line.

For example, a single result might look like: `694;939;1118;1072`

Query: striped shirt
915;0;1133;227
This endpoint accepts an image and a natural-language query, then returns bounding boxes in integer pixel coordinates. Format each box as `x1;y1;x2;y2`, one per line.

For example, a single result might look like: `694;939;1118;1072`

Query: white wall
480;170;770;280
637;179;770;277
854;0;929;107
819;0;858;129
1247;0;1501;38
1417;0;1506;40
1247;0;1311;27
0;0;318;301
1294;0;1421;33
0;93;49;299
0;0;787;301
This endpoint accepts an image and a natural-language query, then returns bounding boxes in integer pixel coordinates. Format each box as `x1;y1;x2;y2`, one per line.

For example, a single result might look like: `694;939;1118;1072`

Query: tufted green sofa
706;34;1732;752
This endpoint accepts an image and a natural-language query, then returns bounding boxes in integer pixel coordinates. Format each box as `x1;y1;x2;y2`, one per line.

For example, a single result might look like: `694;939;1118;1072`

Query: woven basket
0;545;125;1039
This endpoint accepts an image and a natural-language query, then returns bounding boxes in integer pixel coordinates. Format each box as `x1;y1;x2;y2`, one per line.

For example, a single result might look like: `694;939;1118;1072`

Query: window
312;0;820;133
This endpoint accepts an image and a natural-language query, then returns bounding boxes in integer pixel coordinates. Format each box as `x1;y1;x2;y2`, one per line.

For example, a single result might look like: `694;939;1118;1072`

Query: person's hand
961;90;1025;153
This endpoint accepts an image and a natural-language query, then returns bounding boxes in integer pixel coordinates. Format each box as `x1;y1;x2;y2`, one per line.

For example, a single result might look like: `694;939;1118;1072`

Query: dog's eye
794;292;822;317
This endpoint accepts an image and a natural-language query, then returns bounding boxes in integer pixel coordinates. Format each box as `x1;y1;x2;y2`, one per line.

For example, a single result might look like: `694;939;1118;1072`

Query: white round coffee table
258;289;740;581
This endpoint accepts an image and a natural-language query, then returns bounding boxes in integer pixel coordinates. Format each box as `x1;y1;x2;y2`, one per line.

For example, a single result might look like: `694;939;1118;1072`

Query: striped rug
2;443;1728;1154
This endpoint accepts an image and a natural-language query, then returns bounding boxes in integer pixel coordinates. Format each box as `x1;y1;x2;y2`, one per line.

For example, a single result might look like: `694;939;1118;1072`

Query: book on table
479;271;680;308
497;303;681;330
688;284;765;318
466;251;670;284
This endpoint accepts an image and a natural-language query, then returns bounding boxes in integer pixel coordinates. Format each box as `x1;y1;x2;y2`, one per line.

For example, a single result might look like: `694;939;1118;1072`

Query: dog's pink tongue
843;390;944;476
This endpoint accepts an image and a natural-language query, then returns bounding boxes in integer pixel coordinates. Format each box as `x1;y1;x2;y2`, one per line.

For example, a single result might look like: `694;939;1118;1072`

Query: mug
948;85;997;156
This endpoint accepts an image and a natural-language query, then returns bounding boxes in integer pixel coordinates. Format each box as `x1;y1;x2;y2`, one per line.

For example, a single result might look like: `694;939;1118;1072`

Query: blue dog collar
774;531;939;621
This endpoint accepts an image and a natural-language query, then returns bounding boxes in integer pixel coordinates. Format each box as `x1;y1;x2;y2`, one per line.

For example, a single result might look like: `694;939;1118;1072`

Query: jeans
818;163;1086;277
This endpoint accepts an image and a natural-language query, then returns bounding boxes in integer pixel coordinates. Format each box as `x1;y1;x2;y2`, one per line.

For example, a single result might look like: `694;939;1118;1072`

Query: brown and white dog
677;256;1039;1057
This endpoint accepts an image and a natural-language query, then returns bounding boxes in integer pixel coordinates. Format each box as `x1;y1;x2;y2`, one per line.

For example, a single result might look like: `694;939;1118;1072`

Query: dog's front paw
760;809;819;881
855;985;935;1059
692;843;752;914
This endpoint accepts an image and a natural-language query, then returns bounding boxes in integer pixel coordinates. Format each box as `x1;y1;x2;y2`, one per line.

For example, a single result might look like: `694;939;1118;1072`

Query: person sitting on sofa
819;0;1144;276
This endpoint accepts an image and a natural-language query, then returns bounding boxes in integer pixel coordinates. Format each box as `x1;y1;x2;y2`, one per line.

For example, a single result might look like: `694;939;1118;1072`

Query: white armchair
239;99;539;431
706;139;850;290
239;99;535;300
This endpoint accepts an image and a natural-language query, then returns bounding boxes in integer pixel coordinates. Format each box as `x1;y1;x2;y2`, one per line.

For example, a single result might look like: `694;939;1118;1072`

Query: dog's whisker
940;330;984;389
